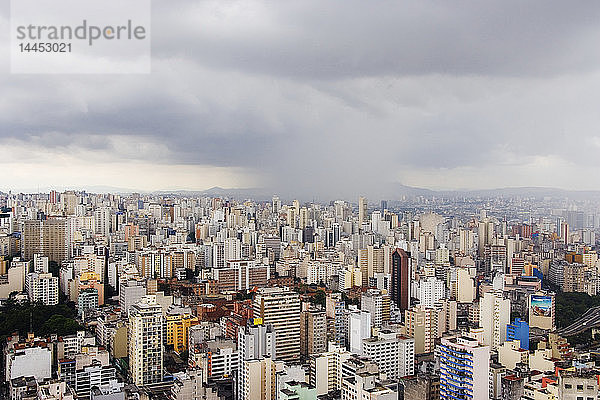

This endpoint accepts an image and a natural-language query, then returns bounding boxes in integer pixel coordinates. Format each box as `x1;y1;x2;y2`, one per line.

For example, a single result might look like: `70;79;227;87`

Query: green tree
312;290;326;307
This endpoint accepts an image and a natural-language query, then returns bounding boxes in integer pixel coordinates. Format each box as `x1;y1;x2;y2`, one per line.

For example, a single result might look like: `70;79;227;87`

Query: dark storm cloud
2;1;600;195
151;1;600;79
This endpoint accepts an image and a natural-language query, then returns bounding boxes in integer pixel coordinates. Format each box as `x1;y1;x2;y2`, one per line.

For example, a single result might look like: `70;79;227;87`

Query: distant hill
5;184;600;202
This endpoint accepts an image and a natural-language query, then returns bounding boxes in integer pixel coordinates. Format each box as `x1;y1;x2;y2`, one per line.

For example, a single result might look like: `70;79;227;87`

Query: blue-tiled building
506;318;529;350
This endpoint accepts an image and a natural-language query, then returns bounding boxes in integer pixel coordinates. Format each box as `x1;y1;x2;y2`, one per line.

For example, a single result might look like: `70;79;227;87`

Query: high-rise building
326;292;347;347
358;245;385;286
272;196;281;214
362;330;414;380
300;308;327;359
119;279;146;317
26;272;59;305
128;295;164;386
404;306;438;355
238;323;275;362
358;197;368;229
238;323;277;400
391;248;411;312
414;277;445;308
506;318;529;350
309;344;351;396
348;309;371;355
455;268;475;303
480;291;510;350
239;357;277;400
94;207;111;237
360;288;390;328
478;218;494;257
438;336;490;400
252;287;300;362
23;219;68;263
77;288;99;317
165;309;198;354
32;254;49;274
380;200;388;213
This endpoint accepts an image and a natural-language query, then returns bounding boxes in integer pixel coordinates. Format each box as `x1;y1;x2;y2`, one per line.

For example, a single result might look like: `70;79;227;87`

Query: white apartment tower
348;309;371;355
237;323;276;400
415;277;445;307
128;295;164;386
362;331;415;380
479;291;510;350
26;272;59;305
358;197;368;229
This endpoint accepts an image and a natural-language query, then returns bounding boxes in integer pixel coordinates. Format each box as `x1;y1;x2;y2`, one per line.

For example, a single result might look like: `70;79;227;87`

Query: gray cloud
2;1;600;197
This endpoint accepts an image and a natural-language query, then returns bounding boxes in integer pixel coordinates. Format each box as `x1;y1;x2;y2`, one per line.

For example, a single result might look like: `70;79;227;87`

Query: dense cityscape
0;190;599;399
4;1;600;399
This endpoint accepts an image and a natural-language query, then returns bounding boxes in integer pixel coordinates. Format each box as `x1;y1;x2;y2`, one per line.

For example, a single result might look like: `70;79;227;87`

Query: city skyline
3;2;600;196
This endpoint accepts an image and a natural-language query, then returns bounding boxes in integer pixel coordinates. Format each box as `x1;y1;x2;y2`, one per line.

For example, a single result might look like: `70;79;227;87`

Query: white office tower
240;357;277;400
361;289;384;328
119;279;146;316
94;207;111;237
128;295;164;386
479;291;510;350
272;196;281;214
478;217;494;256
252;287;300;362
438;336;490;400
362;330;414;380
26;272;59;305
348;309;371;355
238;324;277;400
414;277;445;307
238;324;276;361
309;344;351;396
33;254;49;273
224;237;242;261
358;197;368;228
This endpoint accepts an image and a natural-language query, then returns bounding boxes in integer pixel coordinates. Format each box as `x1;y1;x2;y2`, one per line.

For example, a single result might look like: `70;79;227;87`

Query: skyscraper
238;323;277;400
478;218;494;257
252;287;300;362
326;292;347;347
380;200;387;213
391;248;411;312
22;219;68;263
300;308;327;359
348;309;371;355
438;336;490;400
358;196;368;229
404;306;438;355
480;291;510;350
128;295;164;386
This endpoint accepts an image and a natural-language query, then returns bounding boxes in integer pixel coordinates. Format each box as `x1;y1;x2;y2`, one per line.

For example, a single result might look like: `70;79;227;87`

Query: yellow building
166;313;199;354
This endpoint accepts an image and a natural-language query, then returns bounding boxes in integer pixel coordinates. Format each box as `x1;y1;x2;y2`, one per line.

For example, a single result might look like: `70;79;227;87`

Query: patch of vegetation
0;300;83;341
310;290;326;307
555;292;600;329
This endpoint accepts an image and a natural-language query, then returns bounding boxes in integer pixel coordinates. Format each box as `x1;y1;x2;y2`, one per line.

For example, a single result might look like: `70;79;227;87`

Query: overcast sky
2;1;600;198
